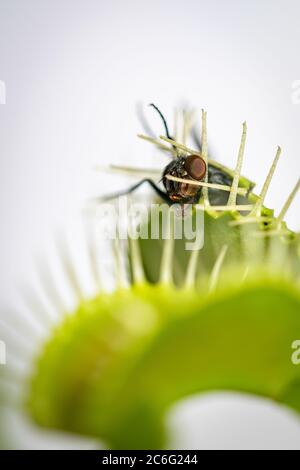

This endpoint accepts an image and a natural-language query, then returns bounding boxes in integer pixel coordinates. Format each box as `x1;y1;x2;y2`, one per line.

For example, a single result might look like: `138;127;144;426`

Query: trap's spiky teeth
35;255;67;315
19;283;54;329
165;174;247;196
129;215;145;285
85;224;104;293
159;135;200;157
182;109;196;146
228;122;247;207
209;245;228;292
197;204;254;212
94;164;161;178
253;229;292;238
56;235;84;301
184;247;200;289
201;109;209;207
129;238;145;285
137;134;177;156
241;266;250;283
251;146;282;217
277;178;300;225
159;213;175;285
113;237;128;290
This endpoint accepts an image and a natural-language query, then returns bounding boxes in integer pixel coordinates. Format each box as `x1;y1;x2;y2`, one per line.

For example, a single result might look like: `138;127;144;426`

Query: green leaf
27;277;300;449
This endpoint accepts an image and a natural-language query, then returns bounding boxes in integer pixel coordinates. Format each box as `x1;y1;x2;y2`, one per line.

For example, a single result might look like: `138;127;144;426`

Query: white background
0;0;300;449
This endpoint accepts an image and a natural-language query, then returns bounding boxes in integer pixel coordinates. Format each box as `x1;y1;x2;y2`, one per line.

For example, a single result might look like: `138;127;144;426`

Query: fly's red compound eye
184;155;206;180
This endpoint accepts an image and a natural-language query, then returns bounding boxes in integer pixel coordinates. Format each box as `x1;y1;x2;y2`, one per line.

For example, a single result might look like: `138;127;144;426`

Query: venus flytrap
1;108;300;449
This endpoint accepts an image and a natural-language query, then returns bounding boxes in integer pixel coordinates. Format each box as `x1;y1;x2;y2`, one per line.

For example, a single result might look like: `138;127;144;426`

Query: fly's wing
207;164;254;206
